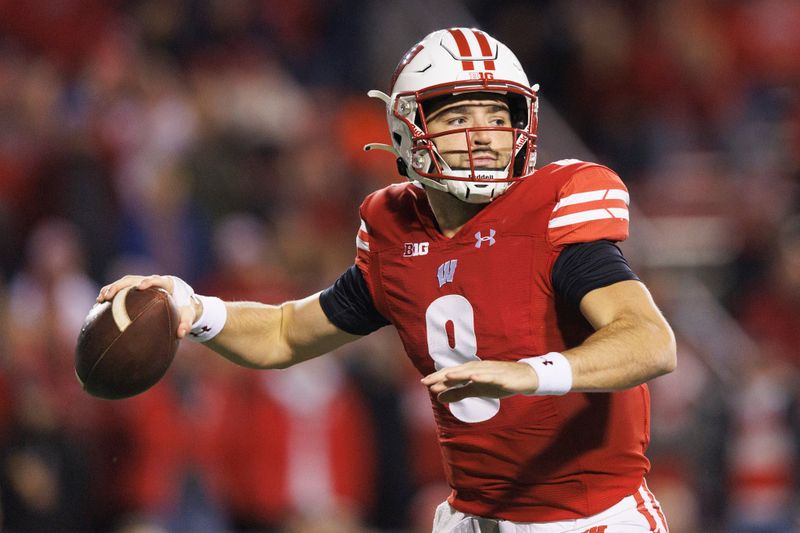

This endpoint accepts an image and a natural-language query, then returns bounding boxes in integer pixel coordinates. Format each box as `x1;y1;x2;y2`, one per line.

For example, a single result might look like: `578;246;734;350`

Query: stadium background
0;0;799;531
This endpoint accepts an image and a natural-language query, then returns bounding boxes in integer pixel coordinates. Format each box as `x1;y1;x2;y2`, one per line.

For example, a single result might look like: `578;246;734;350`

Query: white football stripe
608;207;630;219
553;188;629;211
111;285;133;332
548;207;629;228
605;189;630;203
356;235;370;252
359;219;369;233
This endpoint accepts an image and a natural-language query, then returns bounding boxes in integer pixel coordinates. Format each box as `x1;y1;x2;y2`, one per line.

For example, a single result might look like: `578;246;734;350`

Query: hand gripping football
75;286;180;399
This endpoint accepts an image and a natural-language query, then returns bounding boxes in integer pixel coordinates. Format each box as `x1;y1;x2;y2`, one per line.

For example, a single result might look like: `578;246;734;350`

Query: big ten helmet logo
466;71;494;81
403;242;430;257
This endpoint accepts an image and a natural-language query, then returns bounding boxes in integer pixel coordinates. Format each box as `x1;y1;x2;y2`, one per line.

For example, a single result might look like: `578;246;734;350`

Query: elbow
254;339;311;370
253;349;297;370
652;321;677;377
218;345;297;370
263;356;295;370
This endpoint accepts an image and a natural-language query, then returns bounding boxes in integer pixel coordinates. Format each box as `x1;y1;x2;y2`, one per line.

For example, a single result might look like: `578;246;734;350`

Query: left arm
565;279;676;391
422;279;676;402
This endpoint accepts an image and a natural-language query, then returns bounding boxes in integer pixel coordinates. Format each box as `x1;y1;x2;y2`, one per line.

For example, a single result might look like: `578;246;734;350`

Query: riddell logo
580;526;607;533
403;242;429;257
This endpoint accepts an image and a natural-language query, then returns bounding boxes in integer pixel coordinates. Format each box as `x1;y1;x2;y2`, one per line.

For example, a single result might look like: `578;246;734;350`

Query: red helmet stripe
472;30;496;70
447;28;474;71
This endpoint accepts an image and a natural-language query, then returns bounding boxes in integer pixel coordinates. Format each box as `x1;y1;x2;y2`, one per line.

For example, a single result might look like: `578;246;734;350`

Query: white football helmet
366;28;539;203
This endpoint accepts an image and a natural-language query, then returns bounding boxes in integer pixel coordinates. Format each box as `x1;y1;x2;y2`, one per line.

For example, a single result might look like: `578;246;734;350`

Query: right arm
97;275;362;370
206;295;362;369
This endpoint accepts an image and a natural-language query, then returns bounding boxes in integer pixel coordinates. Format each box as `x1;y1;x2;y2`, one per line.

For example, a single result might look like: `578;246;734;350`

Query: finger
422;369;464;387
427;378;465;395
97;276;144;302
137;274;169;291
439;380;514;403
96;285;110;302
176;304;195;339
421;368;451;385
421;362;479;385
427;372;489;395
427;370;487;392
438;383;484;403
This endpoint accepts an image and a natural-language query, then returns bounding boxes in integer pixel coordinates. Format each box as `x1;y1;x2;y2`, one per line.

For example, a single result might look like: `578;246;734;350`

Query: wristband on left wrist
518;352;573;396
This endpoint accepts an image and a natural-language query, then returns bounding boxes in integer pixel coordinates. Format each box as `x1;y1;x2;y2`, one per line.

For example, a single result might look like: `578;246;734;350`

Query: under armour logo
190;326;212;337
474;229;496;248
542;360;553;366
437;259;458;287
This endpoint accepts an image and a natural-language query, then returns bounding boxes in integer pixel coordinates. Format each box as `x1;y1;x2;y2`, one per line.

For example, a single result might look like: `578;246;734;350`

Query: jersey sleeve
353;192;391;319
355;212;371;278
552;240;640;308
319;265;390;335
547;165;630;246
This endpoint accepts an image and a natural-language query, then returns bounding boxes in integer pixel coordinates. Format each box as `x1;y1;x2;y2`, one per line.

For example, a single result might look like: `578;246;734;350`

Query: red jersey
354;160;651;521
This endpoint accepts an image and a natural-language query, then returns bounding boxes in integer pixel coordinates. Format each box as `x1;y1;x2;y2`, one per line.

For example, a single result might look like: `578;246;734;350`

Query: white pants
432;482;668;533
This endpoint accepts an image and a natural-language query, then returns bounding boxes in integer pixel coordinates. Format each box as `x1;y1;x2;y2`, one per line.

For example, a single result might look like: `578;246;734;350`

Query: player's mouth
442;149;508;170
469;150;506;169
472;155;498;167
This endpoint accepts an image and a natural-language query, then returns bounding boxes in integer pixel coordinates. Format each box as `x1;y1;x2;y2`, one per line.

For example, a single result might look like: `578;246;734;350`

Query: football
75;286;180;399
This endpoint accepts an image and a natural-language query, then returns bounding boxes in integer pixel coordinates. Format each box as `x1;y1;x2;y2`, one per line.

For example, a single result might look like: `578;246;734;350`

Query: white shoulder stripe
359;219;369;233
548;208;629;229
607;207;629;219
356;235;370;252
605;189;630;203
553;188;629;212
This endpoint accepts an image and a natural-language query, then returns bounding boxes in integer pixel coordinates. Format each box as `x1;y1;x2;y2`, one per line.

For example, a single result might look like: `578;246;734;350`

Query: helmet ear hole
396;157;409;177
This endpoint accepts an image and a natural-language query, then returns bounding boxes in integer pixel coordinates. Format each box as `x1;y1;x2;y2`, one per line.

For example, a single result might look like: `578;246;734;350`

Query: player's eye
445;116;468;126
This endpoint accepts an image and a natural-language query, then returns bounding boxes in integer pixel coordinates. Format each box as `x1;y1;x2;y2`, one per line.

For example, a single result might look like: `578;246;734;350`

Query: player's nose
470;127;492;145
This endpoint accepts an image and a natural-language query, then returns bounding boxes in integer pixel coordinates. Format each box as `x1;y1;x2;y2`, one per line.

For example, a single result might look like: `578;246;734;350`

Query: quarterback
99;28;675;532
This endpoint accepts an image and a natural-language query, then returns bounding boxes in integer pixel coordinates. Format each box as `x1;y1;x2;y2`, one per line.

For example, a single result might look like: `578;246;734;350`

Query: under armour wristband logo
190;325;212;337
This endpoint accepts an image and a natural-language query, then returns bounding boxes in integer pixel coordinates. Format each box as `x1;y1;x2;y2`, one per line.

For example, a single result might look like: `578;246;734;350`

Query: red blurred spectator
214;358;376;528
0;0;119;72
737;216;800;366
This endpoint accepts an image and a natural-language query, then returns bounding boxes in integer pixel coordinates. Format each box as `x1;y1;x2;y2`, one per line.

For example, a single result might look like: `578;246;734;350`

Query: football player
99;28;675;532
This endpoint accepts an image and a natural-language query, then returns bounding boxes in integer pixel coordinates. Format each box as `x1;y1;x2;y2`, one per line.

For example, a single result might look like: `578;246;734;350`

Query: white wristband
188;295;227;342
519;352;573;396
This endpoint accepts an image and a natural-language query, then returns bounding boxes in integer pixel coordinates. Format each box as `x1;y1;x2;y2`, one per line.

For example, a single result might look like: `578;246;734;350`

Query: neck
425;187;487;237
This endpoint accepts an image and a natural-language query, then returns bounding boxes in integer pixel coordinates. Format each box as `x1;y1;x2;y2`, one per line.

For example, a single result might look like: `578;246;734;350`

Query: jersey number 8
425;295;500;423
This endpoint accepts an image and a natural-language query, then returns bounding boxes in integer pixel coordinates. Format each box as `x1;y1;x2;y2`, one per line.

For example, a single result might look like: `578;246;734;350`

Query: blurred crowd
0;0;799;532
